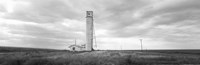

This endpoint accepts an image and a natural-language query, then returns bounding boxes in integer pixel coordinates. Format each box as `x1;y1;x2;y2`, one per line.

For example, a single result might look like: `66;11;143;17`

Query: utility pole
75;39;77;45
139;39;143;51
120;45;122;50
120;40;123;50
93;23;97;48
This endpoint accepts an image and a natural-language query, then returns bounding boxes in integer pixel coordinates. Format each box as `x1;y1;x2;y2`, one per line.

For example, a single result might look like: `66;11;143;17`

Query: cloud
109;0;200;37
3;0;80;23
0;17;85;49
1;0;200;49
100;0;200;49
139;0;200;18
0;4;6;12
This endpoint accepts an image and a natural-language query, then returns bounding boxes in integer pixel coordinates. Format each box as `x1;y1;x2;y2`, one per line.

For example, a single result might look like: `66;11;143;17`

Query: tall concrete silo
86;11;93;51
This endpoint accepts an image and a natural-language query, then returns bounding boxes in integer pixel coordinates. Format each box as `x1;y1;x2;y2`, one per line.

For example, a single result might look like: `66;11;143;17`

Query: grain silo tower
86;11;94;51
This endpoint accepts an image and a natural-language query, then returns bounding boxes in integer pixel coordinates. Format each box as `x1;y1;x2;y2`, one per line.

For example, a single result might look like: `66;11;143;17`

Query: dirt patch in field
48;51;167;59
77;51;138;57
137;55;164;58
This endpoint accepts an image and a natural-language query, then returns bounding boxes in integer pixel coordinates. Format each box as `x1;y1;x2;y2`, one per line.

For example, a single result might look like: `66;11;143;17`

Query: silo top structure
86;11;94;51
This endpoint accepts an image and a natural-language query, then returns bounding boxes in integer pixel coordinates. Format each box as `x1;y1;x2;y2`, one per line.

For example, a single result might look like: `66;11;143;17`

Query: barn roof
68;44;84;48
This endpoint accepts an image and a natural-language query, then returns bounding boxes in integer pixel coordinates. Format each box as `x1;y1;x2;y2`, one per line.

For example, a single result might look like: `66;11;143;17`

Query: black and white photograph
0;0;200;65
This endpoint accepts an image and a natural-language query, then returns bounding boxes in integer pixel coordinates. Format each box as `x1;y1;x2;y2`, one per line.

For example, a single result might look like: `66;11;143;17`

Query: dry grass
0;49;200;65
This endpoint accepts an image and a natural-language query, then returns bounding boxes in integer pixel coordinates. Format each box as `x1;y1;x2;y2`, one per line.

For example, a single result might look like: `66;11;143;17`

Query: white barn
68;44;85;51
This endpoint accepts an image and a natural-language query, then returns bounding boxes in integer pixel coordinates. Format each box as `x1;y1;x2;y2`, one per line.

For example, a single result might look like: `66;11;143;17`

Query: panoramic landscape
1;0;200;65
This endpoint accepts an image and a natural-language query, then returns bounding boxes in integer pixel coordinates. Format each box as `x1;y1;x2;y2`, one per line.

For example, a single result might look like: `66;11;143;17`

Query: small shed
69;44;85;51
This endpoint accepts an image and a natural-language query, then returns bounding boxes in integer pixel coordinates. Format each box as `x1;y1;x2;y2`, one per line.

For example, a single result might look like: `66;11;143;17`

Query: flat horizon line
1;46;200;51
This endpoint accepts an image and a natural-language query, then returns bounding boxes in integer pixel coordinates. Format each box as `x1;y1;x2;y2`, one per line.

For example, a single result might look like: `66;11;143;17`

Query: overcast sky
0;0;200;50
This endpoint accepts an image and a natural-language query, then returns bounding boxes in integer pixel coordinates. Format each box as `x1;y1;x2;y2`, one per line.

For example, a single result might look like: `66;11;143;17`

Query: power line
93;17;97;49
120;40;123;50
75;38;77;45
139;39;143;51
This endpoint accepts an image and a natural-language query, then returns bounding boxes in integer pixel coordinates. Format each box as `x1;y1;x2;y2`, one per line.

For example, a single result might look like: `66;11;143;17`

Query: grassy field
0;47;200;65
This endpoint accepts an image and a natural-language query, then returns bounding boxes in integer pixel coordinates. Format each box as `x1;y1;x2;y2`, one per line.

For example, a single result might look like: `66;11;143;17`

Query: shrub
2;57;27;65
69;61;82;65
23;58;54;65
